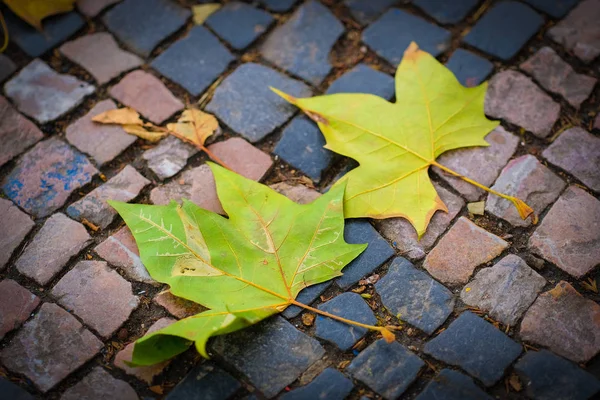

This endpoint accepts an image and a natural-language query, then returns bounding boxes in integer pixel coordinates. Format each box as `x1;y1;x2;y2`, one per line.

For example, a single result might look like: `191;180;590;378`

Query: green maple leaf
273;42;534;237
111;163;393;366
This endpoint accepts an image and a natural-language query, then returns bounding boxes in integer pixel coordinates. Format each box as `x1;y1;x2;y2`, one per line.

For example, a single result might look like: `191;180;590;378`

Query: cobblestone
445;48;494;87
336;220;395;289
114;318;176;383
258;0;297;12
485;70;561;138
282;281;330;319
65;100;137;166
77;0;121;17
0;303;102;392
154;291;205;319
315;292;376;350
424;311;521;386
416;369;493;400
67;165;150;229
521;47;596;108
206;2;273;50
61;367;138;400
464;1;543;60
52;261;139;338
103;0;190;57
4;60;95;124
212;317;325;398
207;137;273;181
95;226;155;284
347;339;424;399
363;9;451;66
4;11;84;57
2;138;98;218
514;349;600;400
326;63;395;100
460;254;546;325
376;257;455;334
486;155;566;227
109;70;183;124
529;186;600;278
142;136;199;180
423;217;509;285
270;182;321;204
0;54;16;83
151;26;234;96
434;126;519;201
165;362;241;400
523;0;579;18
344;0;396;25
0;280;40;340
543;127;600;192
548;0;600;63
60;33;143;85
414;0;480;24
261;1;344;85
274;116;332;182
206;63;311;142
520;281;600;363
15;213;91;285
0;198;34;270
280;368;353;400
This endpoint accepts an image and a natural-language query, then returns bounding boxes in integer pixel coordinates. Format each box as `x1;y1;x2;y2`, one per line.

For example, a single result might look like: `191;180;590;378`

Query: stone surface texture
542;127;600;192
2;138;98;218
60;33;143;84
142;136;199;180
67;165;150;229
416;369;493;400
0;96;44;168
461;254;546;325
52;261;139;338
15;213;91;285
0;198;34;270
548;0;600;63
520;46;597;108
0;280;40;340
4;59;94;124
165;363;241;400
109;70;183;124
270;182;321;204
485;70;561;138
0;303;102;392
66;100;137;166
529;186;600;278
206;2;274;50
423;217;509;285
486;155;566;227
520;281;600;363
61;367;139;400
280;368;353;400
445;48;494;87
154;291;205;319
326;63;394;99
77;0;121;17
344;0;396;25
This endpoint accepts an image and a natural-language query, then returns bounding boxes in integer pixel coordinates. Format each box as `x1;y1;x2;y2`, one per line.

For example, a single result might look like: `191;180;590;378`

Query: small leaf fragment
192;3;221;25
92;107;144;125
467;201;485;215
381;327;396;343
166;109;219;147
302;313;315;326
122;124;167;143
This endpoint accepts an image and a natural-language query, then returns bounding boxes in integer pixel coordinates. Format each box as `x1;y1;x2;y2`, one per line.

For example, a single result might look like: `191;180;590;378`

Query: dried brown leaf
92;107;144;125
166;109;219;147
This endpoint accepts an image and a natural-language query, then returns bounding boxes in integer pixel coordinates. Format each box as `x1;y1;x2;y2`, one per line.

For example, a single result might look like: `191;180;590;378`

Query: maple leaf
3;0;76;30
110;163;395;366
272;42;534;237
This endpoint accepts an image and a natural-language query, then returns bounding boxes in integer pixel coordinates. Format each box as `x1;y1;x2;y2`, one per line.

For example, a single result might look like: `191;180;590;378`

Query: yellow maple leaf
3;0;76;30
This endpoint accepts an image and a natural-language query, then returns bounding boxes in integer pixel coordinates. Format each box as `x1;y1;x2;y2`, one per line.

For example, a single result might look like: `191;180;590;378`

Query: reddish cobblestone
77;0;120;17
520;281;600;363
61;33;142;85
109;70;183;124
114;317;176;383
66;100;137;166
15;213;91;285
0;303;102;392
0;96;44;168
377;184;464;260
207;137;273;181
423;217;509;285
52;261;139;338
486;155;566;227
434;127;519;201
61;367;138;400
4;59;95;124
542;127;600;192
67;165;150;229
0;198;34;270
154;290;205;319
548;0;600;63
485;70;560;138
520;47;596;108
0;280;40;340
529;186;600;278
270;182;321;204
95;226;155;284
2;138;98;218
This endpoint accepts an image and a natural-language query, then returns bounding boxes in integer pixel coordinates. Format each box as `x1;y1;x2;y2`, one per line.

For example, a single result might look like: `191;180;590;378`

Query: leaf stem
431;161;537;223
0;11;8;53
289;299;399;342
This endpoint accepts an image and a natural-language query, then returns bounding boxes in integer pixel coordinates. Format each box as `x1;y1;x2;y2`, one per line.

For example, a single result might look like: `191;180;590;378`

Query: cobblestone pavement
0;0;599;399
